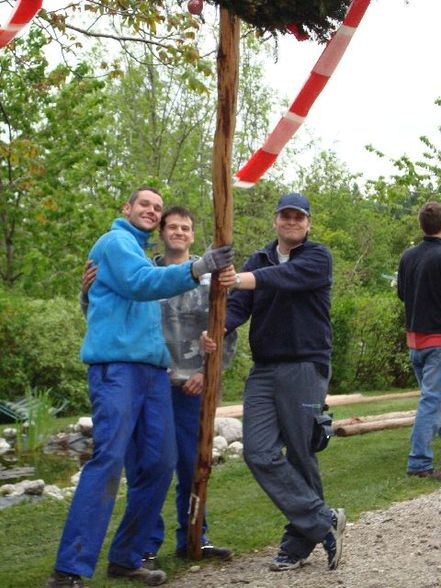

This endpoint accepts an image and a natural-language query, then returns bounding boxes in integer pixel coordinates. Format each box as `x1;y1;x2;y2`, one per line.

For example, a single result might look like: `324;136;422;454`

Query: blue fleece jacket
80;218;198;366
225;239;332;367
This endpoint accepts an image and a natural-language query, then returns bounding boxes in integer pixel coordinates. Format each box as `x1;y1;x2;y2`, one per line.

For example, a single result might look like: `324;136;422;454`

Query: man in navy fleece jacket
212;192;346;573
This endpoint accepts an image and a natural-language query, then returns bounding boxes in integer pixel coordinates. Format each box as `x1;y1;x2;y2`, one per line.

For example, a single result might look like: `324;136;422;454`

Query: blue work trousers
408;347;441;473
144;385;208;553
55;362;176;577
243;362;333;561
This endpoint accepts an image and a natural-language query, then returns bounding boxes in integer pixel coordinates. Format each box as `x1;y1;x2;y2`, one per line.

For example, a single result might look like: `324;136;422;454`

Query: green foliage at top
34;0;210;79
207;0;351;40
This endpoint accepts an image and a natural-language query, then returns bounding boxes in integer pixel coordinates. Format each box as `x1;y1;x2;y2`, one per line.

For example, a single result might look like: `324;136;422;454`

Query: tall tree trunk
187;7;240;560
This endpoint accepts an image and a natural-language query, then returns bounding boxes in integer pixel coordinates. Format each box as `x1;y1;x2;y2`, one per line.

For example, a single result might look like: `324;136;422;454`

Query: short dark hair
419;201;441;235
128;185;162;205
159;206;195;231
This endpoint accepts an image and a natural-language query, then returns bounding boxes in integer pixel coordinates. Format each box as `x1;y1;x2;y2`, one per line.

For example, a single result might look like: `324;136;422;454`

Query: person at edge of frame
397;200;441;481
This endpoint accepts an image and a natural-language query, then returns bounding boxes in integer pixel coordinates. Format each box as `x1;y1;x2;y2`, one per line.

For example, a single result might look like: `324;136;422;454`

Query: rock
68;433;91;453
2;428;17;441
71;470;82;485
77;417;93;436
23;479;45;495
43;484;65;500
0;438;11;455
226;441;243;457
214;417;242;443
213;435;228;452
212;449;224;465
0;484;15;496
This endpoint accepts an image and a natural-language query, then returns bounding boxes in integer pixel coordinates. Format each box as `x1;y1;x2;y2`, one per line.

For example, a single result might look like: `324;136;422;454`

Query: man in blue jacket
207;192;345;572
46;186;233;588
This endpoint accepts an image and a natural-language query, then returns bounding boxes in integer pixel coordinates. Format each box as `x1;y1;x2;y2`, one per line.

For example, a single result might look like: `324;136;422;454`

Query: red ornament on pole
187;0;204;15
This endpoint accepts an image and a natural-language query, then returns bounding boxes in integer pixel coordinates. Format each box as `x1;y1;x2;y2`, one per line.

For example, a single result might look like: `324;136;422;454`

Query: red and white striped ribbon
234;0;371;188
0;0;42;49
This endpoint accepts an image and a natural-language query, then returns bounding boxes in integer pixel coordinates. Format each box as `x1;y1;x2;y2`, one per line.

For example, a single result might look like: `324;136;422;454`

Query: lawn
1;392;439;588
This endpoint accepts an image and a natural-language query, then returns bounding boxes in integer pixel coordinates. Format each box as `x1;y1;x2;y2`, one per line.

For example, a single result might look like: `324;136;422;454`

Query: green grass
1;394;439;588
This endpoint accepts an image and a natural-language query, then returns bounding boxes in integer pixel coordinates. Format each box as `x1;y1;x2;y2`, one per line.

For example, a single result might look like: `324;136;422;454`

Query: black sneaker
175;545;233;560
46;571;88;588
322;508;346;570
201;545;233;560
269;552;302;572
108;562;166;586
142;552;158;570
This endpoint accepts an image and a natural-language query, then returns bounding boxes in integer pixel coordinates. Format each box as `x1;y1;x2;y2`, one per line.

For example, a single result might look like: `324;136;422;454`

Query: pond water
0;450;86;487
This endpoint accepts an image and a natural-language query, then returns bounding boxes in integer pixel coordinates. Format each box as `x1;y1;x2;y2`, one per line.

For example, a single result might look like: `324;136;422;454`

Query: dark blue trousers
55;362;176;577
144;385;208;553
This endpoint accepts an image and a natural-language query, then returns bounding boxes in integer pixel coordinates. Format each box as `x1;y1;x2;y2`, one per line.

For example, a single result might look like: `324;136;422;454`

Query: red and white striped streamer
234;0;371;188
0;0;42;49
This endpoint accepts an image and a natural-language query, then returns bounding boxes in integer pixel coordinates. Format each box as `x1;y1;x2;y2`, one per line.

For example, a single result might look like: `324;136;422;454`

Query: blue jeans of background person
55;362;176;578
408;347;441;473
243;362;333;561
144;385;208;554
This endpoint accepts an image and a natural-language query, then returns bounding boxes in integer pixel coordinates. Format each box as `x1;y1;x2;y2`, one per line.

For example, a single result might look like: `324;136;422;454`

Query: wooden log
187;7;240;560
327;390;419;405
334;410;416;427
334;416;415;437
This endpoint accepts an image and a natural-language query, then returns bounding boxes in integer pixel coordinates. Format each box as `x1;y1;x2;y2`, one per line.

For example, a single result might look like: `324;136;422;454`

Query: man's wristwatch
234;273;241;288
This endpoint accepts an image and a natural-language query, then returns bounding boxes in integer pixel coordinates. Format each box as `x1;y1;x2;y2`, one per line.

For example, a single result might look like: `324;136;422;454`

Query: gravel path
168;489;441;588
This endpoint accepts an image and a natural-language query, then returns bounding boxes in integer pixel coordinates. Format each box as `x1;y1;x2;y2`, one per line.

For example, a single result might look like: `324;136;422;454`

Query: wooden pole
187;8;240;560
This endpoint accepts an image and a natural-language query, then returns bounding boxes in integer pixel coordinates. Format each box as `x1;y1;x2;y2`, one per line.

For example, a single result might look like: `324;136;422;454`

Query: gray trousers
243;361;332;560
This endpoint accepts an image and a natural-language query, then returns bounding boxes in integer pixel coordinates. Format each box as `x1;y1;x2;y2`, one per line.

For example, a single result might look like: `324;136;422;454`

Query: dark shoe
108;563;166;586
142;552;158;570
269;552;302;572
201;544;233;560
175;545;233;560
46;571;88;588
407;468;441;480
323;508;346;570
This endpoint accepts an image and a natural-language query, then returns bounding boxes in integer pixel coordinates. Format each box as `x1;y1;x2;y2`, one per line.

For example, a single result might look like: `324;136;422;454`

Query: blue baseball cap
275;192;310;216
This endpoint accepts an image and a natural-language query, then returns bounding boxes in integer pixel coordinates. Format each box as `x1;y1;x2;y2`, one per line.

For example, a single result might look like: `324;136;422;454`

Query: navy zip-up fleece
225;239;332;366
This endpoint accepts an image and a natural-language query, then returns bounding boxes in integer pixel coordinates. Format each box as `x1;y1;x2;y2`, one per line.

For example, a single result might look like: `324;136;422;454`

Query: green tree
0;31;114;297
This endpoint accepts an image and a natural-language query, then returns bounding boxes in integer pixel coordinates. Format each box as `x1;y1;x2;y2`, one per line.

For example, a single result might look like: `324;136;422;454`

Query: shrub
331;292;415;393
222;323;252;402
0;292;89;412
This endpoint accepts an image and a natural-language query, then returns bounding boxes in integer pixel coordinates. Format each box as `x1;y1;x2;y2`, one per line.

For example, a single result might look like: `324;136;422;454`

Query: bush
222;323;252;402
0;292;89;412
330;292;415;393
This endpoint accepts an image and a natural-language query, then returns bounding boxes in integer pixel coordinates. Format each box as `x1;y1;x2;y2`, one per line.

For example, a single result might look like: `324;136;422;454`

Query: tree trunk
187;8;240;560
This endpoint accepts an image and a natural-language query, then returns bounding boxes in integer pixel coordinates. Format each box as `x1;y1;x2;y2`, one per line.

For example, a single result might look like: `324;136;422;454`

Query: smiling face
274;208;311;252
123;189;164;232
160;213;195;256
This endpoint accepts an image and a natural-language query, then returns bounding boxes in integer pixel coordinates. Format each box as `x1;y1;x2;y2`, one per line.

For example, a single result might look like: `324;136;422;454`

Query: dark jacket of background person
397;236;441;332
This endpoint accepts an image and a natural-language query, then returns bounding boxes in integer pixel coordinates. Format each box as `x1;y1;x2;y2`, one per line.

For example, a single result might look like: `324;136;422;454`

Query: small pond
0;448;90;487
